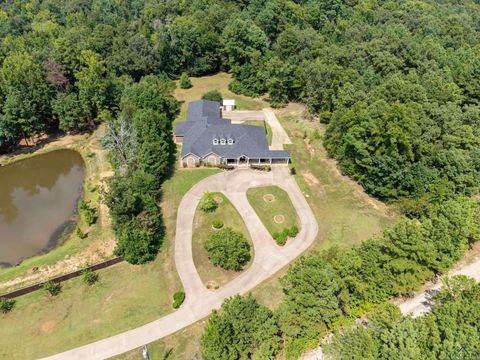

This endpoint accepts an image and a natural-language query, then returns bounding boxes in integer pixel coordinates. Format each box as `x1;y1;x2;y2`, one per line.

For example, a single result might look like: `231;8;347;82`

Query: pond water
0;150;85;267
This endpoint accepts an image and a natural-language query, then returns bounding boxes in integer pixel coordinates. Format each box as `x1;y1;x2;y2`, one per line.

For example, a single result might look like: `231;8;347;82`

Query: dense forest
1;0;480;358
0;0;479;207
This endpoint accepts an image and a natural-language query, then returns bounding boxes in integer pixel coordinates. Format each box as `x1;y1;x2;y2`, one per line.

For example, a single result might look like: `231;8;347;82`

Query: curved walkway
43;167;318;360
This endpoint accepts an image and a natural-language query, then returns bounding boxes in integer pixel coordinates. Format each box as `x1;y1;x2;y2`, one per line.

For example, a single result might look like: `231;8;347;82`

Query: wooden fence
0;257;123;299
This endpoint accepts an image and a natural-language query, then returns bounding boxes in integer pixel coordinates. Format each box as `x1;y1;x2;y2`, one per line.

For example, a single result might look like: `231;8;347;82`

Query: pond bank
0;125;115;293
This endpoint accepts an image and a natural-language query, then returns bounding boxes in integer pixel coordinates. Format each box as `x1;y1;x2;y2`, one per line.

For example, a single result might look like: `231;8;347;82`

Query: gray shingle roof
175;100;290;160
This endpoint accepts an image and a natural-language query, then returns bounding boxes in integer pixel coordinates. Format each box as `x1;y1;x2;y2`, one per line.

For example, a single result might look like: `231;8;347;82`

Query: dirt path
397;246;480;317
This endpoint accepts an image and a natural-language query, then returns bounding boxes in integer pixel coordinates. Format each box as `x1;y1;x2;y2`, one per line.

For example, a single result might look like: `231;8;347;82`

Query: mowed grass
192;192;253;288
251;109;398;309
113;320;207;360
0;168;220;359
0;258;178;359
247;186;299;237
173;72;268;122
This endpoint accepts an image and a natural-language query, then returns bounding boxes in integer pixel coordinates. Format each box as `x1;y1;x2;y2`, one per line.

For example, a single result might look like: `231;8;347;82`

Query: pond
0;149;85;267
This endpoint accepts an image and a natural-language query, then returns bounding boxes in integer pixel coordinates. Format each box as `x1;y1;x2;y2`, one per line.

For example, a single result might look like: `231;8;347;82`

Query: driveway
263;108;292;150
42;167;318;360
227;108;292;150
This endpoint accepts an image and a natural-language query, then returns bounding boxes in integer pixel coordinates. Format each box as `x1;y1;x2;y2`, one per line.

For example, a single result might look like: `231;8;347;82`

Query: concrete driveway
43;167;318;360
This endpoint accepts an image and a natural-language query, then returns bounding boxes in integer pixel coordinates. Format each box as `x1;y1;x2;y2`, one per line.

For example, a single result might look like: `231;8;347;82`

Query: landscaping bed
246;186;300;244
192;192;253;288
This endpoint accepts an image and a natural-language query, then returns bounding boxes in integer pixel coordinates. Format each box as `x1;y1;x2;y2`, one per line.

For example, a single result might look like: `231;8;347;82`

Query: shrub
216;164;234;170
201;90;223;103
290;166;296;175
288;225;300;237
250;164;271;172
273;231;288;246
173;291;185;309
199;192;218;213
212;219;224;229
0;298;15;314
43;281;62;296
82;269;99;285
204;228;251;271
179;72;192;89
79;200;97;226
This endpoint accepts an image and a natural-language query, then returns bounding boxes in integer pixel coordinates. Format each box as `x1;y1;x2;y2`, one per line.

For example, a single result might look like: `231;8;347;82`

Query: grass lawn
113;320;207;360
174;72;268;122
112;78;398;360
243;120;273;146
0;167;220;359
247;186;299;237
192;192;253;288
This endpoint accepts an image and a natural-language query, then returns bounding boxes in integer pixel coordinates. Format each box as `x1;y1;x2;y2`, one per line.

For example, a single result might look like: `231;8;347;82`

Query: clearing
113;80;396;360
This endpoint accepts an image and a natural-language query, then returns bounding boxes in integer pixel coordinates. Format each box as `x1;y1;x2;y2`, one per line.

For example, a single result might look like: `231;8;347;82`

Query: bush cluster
0;298;16;314
201;90;223;103
172;291;186;309
273;225;299;246
250;164;271;172
78;200;97;226
42;281;62;297
199;192;218;213
82;269;99;285
212;219;224;229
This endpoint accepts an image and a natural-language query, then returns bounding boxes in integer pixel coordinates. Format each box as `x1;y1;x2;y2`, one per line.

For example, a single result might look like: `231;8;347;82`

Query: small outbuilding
223;99;235;112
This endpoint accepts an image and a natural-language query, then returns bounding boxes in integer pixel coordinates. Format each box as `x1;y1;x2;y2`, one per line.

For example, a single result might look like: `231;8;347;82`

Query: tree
201;90;223;103
74;50;109;123
202;295;279;360
52;91;89;132
278;255;344;357
78;200;97;226
199;192;218;213
179;72;192;89
0;53;52;143
222;17;268;96
204;228;251;271
102;115;138;174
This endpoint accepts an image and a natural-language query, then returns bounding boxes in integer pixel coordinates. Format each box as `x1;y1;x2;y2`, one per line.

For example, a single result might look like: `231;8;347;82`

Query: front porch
224;156;289;166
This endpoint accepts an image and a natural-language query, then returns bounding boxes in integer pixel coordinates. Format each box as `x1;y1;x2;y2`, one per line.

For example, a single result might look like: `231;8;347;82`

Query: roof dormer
227;138;234;145
212;138;219;145
220;138;226;145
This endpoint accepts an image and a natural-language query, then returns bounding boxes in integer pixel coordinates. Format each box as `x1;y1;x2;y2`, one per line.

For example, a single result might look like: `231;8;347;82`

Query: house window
212;138;219;145
227;138;234;145
220;138;226;145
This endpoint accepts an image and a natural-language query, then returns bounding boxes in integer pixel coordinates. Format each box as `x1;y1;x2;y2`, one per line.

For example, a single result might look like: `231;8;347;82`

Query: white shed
223;99;235;112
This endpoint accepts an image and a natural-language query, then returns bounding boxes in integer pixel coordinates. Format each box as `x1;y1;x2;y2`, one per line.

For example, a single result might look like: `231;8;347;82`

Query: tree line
201;197;480;358
1;0;479;356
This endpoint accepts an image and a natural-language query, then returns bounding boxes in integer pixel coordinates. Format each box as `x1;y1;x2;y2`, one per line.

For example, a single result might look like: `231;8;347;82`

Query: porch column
247;158;250;165
270;158;272;165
